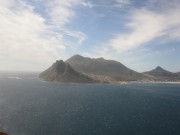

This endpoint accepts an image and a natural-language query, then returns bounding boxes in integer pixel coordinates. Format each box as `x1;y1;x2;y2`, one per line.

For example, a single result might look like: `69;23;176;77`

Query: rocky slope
66;55;148;82
39;60;96;83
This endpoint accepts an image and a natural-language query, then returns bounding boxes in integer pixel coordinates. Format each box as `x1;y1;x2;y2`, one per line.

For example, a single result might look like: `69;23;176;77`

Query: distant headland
39;55;180;83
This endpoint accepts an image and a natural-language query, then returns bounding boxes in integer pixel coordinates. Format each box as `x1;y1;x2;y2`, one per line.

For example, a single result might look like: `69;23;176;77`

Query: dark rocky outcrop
39;60;96;83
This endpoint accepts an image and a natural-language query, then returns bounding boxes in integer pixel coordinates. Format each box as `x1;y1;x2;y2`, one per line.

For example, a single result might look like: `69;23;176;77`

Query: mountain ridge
66;55;147;82
143;66;179;81
40;55;180;83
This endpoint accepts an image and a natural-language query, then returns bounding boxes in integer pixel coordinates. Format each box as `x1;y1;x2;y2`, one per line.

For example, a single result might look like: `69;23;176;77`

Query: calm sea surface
0;72;180;135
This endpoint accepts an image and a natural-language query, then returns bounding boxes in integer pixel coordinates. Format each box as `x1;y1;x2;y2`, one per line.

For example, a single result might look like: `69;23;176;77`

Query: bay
0;73;180;135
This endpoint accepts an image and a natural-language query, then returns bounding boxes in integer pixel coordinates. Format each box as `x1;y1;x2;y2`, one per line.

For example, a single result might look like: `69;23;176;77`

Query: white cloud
0;1;64;58
115;0;131;7
62;29;87;45
109;7;180;52
81;1;93;8
86;0;130;8
46;0;87;45
0;0;84;71
47;0;81;26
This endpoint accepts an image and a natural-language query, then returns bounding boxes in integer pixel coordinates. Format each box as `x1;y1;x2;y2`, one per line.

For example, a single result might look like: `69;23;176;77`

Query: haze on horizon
0;0;180;72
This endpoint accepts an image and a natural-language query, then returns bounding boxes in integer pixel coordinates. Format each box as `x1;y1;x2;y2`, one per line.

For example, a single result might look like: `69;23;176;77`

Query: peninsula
40;55;180;83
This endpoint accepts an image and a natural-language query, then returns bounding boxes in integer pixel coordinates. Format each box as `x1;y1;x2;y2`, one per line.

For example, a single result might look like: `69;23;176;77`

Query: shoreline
114;81;180;84
38;77;180;85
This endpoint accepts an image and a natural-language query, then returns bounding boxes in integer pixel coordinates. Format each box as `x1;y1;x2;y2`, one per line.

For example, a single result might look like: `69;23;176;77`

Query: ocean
0;72;180;135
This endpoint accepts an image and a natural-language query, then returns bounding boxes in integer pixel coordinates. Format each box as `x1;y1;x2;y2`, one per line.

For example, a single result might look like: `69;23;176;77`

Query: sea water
0;72;180;135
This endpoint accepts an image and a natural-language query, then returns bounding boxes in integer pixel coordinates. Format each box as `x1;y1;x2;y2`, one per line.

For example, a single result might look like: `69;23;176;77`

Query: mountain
39;60;96;83
66;55;147;82
40;55;180;83
143;66;179;81
176;72;180;76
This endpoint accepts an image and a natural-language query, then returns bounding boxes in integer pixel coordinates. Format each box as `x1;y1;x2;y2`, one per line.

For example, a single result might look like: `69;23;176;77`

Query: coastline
38;77;180;85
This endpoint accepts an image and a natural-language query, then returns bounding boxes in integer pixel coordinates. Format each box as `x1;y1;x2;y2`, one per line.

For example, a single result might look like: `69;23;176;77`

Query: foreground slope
39;60;96;83
66;55;147;81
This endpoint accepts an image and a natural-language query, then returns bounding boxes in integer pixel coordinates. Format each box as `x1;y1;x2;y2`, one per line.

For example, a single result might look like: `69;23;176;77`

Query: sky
0;0;180;72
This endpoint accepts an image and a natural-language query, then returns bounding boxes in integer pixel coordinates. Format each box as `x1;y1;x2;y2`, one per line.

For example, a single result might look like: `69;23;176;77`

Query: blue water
0;73;180;135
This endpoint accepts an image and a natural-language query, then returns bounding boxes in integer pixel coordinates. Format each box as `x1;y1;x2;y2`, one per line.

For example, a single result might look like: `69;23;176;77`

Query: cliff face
39;60;96;83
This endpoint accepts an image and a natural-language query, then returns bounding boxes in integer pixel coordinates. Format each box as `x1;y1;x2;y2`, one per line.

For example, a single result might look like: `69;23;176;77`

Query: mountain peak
55;60;64;63
69;55;106;61
54;60;64;66
72;54;84;58
143;66;179;80
155;66;164;71
52;60;73;74
96;57;105;60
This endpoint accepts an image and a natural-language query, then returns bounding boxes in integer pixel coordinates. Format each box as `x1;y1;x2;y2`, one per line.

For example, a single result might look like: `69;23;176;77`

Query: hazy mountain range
40;55;180;83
